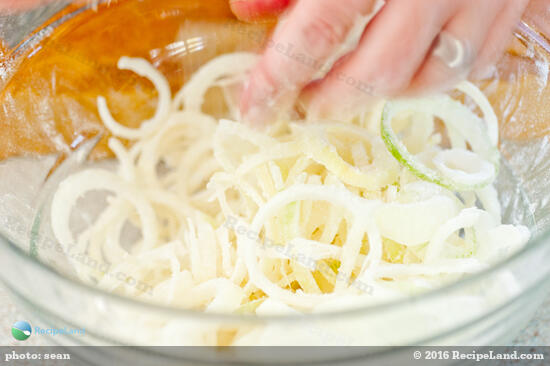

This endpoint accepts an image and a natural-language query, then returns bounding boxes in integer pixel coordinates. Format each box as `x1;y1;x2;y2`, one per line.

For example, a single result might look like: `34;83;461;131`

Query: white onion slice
456;81;499;146
240;184;380;308
173;52;259;111
376;195;460;246
424;208;485;263
97;57;171;140
433;149;496;188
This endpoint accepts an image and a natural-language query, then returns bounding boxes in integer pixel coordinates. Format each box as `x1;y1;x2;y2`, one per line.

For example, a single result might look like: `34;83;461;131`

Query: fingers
407;0;505;94
229;0;291;22
304;0;460;117
240;0;379;125
470;0;530;79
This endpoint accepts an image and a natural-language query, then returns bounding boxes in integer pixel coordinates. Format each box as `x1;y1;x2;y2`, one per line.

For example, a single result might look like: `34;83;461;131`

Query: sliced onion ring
433;149;496;188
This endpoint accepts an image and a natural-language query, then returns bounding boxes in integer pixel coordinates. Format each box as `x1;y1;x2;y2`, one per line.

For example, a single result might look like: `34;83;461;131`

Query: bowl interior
0;0;549;349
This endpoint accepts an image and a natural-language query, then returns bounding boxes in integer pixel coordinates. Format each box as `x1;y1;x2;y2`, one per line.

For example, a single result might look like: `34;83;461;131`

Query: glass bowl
0;0;550;364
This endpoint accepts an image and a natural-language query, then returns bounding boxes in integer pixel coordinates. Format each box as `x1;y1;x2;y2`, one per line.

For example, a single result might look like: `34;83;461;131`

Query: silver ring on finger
433;31;474;74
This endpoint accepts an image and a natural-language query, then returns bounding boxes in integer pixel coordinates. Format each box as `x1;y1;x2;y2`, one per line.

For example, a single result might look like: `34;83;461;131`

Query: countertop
0;286;548;346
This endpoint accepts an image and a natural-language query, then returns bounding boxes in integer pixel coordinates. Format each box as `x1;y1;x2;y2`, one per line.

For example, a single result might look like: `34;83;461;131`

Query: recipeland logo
11;320;85;341
11;321;32;341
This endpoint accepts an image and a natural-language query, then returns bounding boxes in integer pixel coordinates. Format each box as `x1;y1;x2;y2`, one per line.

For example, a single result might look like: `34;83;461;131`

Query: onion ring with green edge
381;94;500;192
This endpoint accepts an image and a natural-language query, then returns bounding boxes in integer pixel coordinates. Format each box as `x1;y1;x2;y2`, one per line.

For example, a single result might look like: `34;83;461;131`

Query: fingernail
241;93;273;127
244;105;269;129
240;70;278;125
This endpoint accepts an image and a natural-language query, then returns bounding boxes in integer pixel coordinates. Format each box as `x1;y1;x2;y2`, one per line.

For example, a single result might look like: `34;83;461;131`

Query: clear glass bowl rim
1;1;550;324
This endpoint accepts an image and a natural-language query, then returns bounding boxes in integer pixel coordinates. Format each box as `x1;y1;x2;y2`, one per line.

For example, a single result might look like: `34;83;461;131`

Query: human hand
232;0;530;123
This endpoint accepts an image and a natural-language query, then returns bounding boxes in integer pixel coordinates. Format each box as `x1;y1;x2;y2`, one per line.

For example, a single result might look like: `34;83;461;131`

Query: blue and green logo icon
12;321;32;341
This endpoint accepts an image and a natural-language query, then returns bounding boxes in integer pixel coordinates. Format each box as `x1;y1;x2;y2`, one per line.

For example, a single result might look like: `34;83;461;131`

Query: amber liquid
0;0;547;162
0;0;273;160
